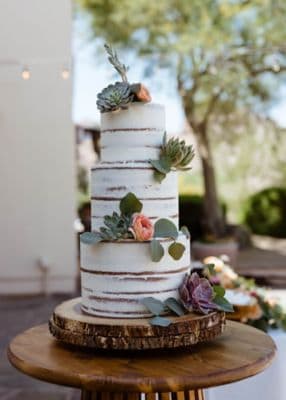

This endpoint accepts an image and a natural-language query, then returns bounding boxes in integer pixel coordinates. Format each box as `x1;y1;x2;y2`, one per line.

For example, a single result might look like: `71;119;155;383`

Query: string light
61;66;70;80
21;66;30;80
272;62;281;72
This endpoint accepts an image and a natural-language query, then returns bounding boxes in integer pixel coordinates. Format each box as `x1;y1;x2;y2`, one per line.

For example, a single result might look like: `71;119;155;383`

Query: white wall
0;0;77;294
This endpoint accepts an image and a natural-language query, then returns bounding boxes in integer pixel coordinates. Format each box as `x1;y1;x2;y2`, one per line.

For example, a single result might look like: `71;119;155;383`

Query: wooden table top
7;321;276;393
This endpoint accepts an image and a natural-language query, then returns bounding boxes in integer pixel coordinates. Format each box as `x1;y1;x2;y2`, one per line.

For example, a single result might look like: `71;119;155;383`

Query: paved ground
0;295;79;400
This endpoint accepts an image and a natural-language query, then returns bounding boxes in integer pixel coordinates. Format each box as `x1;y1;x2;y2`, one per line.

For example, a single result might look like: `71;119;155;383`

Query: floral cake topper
97;44;151;113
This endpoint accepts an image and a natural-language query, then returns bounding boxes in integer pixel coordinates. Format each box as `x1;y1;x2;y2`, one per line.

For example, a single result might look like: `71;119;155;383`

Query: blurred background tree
76;0;286;238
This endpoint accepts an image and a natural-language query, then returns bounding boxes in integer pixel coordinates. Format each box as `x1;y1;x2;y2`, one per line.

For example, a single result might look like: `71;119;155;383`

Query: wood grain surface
7;321;276;393
48;298;225;350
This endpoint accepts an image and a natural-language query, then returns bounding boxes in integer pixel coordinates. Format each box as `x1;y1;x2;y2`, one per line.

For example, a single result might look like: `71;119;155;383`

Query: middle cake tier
91;162;179;231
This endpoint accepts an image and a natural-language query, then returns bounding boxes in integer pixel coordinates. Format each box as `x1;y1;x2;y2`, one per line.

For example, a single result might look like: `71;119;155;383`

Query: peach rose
130;213;154;241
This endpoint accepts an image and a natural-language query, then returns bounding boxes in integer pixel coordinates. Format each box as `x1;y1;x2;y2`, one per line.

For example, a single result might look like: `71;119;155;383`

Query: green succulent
99;212;133;240
80;192;143;245
96;82;134;113
162;133;195;169
150;132;195;182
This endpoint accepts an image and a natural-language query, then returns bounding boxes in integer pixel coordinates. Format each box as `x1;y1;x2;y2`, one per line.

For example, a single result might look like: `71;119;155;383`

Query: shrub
179;194;227;241
243;187;286;238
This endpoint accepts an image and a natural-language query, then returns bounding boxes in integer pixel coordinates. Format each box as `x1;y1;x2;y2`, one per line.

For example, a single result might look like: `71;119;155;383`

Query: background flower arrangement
203;256;286;332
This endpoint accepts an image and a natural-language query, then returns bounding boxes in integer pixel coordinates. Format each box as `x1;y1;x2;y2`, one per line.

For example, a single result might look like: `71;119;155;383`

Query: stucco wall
0;0;77;294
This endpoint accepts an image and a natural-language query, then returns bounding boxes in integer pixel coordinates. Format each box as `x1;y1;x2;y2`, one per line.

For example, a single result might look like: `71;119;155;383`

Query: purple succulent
179;272;218;314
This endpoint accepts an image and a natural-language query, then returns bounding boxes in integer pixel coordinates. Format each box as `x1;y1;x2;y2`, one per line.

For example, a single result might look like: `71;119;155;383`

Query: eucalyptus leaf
150;239;164;262
140;297;165;315
150;316;172;327
154;170;166;183
154;218;179;239
213;285;225;297
119;192;143;216
168;242;185;260
213;296;234;312
80;231;103;245
149;158;171;174
181;226;191;239
164;298;185;316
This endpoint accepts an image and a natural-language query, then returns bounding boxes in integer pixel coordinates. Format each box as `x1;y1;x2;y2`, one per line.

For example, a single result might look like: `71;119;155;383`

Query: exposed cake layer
100;103;164;163
101;130;162;163
81;233;190;318
91;164;178;230
101;102;165;131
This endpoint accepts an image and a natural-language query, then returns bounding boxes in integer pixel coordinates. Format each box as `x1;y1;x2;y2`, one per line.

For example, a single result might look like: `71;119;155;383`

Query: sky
72;19;286;133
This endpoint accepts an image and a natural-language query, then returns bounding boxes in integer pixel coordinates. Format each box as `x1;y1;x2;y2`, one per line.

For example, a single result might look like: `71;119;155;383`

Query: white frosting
101;130;162;162
91;165;178;230
81;234;191;318
101;103;165;131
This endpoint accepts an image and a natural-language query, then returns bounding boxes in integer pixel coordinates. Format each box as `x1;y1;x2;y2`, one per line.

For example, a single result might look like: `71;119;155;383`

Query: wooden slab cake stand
49;297;226;350
8;321;276;400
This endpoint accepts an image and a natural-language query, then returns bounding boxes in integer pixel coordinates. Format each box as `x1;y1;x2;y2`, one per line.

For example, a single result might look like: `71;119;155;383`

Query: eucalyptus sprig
150;219;189;262
104;43;129;82
150;132;195;182
140;297;185;327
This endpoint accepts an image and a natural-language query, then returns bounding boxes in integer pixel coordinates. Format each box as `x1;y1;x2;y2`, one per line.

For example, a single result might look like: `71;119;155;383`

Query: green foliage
243;187;286;238
77;0;286;237
80;192;142;245
150;239;164;262
104;43;129;82
168;242;185;260
179;194;227;241
212;295;234;313
249;292;286;333
154;218;179;240
212;284;234;313
141;296;185;326
150;133;195;182
77;0;286;121
151;219;186;262
120;192;143;216
164;297;185;316
99;212;132;240
80;231;102;245
181;226;191;239
140;297;165;315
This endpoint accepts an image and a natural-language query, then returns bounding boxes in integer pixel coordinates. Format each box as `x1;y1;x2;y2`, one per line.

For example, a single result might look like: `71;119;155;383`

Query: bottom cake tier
80;233;190;318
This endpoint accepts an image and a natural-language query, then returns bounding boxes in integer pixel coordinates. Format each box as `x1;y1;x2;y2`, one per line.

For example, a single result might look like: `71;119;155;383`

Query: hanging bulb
61;66;70;80
272;62;280;72
21;66;30;80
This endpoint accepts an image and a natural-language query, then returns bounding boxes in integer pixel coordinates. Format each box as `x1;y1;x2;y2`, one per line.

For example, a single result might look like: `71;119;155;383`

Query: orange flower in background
130;213;154;241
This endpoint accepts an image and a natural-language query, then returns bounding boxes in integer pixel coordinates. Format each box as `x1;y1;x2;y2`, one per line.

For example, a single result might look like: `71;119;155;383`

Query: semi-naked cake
49;45;230;351
80;102;191;318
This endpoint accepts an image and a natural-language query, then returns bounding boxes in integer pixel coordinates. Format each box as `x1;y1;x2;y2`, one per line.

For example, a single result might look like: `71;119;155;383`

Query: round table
7;321;276;400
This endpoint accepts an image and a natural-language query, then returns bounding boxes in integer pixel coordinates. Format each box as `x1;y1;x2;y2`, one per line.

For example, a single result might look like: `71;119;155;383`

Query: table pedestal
81;390;204;400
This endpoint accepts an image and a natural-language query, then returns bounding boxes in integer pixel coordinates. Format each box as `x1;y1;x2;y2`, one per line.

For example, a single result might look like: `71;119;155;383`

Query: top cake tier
100;102;164;163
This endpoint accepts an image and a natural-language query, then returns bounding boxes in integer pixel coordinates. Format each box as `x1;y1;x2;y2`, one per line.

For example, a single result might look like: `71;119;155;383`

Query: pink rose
130;213;154;241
